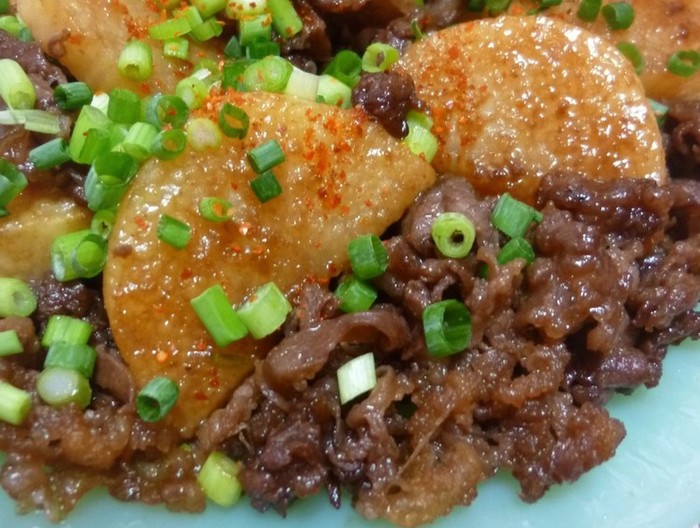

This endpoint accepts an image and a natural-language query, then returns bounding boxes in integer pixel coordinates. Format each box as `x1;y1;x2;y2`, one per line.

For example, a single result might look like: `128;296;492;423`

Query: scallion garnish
431;212;476;258
601;1;635;30
197;451;243;507
576;0;602;21
145;94;190;129
243;55;293;92
218;103;249;138
224;35;243;58
0;159;28;213
667;50;700;77
490;193;543;238
236;282;292;339
323;50;363;88
68;104;111;163
191;284;249;346
163;37;190;60
41;315;92;348
0;277;36;317
0;58;36;109
84;151;139;211
361;43;399;73
157;214;191;249
176;75;210;109
151;128;187;160
36;367;92;408
191;0;227;17
246;39;281;60
337;352;377;404
28;138;71;170
198;197;233;222
118;40;154;81
268;0;303;38
334;275;377;313
0;381;31;425
403;110;438;162
283;66;320;101
247;140;285;173
249;171;283;202
238;13;273;46
44;342;98;379
50;230;108;281
186;117;223;151
53;81;93;111
107;88;142;125
497;237;536;265
136;376;179;422
148;15;192;40
485;0;512;16
121;121;158;161
90;208;117;238
348;234;389;280
190;17;224;41
225;0;268;19
648;98;669;127
422;299;472;357
316;74;352;108
616;42;644;75
0;330;23;357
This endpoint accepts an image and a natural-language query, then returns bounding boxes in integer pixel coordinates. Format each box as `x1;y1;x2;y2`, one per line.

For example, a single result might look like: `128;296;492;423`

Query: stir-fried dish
0;0;699;526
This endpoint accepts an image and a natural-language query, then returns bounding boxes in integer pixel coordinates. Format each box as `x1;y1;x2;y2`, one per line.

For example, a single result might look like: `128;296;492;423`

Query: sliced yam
399;16;667;203
15;0;222;95
0;183;91;279
504;1;700;101
103;91;436;435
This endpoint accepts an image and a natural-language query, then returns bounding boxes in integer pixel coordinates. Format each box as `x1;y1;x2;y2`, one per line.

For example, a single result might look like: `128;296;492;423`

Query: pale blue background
2;338;699;528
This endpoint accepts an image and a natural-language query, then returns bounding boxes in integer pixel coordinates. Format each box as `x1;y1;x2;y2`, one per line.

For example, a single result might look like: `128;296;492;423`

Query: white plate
2;338;699;528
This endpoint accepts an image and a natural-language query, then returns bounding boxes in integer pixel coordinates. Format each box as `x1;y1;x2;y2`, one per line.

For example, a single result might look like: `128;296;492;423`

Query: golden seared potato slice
399;16;667;203
503;1;700;101
0;183;90;280
104;91;436;435
16;0;222;94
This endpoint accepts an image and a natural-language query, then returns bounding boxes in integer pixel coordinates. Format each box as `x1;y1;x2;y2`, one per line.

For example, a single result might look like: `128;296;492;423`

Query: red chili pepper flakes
180;267;194;280
156;350;169;363
194;390;209;401
134;215;149;230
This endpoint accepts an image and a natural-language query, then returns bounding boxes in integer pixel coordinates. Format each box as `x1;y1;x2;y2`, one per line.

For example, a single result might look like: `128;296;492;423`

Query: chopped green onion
316;74;352;108
348;234;388;280
404;110;438;162
616;42;644;74
0;277;36;317
576;0;601;21
176;75;210;109
246;39;281;60
239;13;273;46
283;66;320;101
268;0;303;38
0;58;36;109
68;104;112;163
120;121;158;161
163;37;190;60
539;0;562;6
84;151;139;211
178;5;204;28
0;15;24;37
0;330;23;357
334;275;377;313
431;212;476;258
77;128;111;165
224;35;243;58
0;381;31;425
24;110;61;134
37;367;92;408
199;197;233;222
152;128;187;160
89;92;110;114
186;117;223;151
54;82;93;111
222;60;250;91
0;0;10;14
197;451;243;507
90;208;117;238
191;284;249;347
467;0;486;11
157;214;191;249
219;103;250;139
107;88;142;125
323;50;363;88
249;171;283;203
411;19;423;41
110;124;131;149
41;315;92;347
190;17;224;41
337;352;376;404
667;50;700;77
0;159;28;211
136;376;179;421
497;237;536;265
118;40;154;81
485;0;512;16
144;94;190;129
44;342;97;379
648;98;669;127
601;2;634;30
50;230;108;281
28;138;71;170
236;282;292;339
247;139;285;173
361;43;399;73
243;55;293;92
490;193;543;238
191;0;227;17
422;299;471;357
148;15;192;40
225;0;268;19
